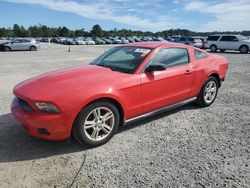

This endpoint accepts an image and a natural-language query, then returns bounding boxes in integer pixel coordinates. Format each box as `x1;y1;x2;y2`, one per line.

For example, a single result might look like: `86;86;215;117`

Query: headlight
35;102;59;113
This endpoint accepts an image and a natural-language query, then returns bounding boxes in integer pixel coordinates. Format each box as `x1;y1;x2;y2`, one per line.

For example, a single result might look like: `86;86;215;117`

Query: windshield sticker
134;48;151;54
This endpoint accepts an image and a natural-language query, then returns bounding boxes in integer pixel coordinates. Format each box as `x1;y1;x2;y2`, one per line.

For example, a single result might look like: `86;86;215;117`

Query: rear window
207;36;220;41
194;50;207;59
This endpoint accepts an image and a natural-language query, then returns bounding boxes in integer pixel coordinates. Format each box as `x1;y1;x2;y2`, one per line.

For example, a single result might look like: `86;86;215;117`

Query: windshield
237;35;248;40
90;46;152;74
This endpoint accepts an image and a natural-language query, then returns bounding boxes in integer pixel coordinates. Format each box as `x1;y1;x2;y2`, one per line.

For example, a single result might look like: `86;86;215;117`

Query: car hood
241;39;250;43
0;41;9;45
14;65;125;100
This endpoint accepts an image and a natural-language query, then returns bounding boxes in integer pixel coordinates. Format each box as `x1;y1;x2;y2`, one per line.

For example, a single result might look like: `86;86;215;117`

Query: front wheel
4;46;10;51
196;77;219;107
239;46;249;54
73;101;120;146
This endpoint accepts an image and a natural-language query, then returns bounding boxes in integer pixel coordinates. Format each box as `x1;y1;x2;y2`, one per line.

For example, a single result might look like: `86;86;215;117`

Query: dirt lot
0;43;249;188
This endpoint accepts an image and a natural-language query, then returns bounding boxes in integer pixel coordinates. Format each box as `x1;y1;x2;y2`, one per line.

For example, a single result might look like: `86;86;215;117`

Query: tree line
1;24;250;38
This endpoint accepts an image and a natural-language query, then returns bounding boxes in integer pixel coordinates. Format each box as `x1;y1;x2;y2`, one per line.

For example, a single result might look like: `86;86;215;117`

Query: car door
140;47;194;114
20;39;30;50
219;36;239;50
10;39;21;50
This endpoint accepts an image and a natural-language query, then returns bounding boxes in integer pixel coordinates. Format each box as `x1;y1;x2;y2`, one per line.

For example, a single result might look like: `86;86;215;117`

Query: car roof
125;42;190;49
209;34;241;36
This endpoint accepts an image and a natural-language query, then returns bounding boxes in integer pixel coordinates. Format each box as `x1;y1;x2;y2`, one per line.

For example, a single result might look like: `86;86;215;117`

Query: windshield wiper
96;64;118;72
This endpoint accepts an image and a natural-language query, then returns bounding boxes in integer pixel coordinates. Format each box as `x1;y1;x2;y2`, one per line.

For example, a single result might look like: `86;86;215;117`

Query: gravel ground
0;43;249;188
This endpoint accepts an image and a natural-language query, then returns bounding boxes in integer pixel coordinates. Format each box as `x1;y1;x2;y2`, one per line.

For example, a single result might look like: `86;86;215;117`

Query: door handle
184;70;192;75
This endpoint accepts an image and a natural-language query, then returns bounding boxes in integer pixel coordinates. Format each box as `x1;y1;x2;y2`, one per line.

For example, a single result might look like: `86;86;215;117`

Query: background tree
91;24;103;37
13;24;21;37
0;24;249;38
59;26;70;37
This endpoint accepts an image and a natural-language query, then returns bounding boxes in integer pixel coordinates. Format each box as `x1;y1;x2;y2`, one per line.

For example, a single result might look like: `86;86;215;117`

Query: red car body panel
11;42;228;141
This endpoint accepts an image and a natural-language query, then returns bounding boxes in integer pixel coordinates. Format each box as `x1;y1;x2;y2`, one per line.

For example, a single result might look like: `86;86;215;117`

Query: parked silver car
205;34;250;53
2;38;40;51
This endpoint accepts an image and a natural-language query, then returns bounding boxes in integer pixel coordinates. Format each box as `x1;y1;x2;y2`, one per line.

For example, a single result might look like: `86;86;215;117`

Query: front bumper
11;97;71;141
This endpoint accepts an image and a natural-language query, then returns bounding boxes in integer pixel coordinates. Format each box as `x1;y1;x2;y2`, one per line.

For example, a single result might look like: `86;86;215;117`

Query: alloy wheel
83;107;115;141
204;80;217;104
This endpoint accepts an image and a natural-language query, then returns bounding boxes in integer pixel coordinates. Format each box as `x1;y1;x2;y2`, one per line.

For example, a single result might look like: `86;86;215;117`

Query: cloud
2;0;174;31
185;0;250;31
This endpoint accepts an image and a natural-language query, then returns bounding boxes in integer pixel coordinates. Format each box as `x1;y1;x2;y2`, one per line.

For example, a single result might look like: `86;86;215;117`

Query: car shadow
0;103;199;163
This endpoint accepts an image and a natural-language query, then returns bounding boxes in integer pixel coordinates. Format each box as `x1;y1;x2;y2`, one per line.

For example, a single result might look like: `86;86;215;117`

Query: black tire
73;101;120;146
239;45;249;54
196;77;219;107
30;46;36;51
4;46;10;52
210;45;217;52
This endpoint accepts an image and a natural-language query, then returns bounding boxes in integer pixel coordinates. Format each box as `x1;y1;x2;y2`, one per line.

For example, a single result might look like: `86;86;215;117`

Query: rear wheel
4;46;10;52
239;45;249;54
210;45;217;52
196;77;219;107
30;46;36;51
73;101;120;146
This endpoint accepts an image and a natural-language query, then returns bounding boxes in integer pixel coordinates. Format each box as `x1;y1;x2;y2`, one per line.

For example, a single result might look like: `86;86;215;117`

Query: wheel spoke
208;93;212;100
205;93;209;101
103;112;113;121
208;82;213;89
103;124;111;131
91;129;99;139
85;121;96;129
101;126;110;134
211;87;216;92
93;108;101;119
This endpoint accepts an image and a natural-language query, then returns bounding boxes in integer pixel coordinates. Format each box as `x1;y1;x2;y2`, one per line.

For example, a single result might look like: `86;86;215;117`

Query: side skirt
124;97;197;124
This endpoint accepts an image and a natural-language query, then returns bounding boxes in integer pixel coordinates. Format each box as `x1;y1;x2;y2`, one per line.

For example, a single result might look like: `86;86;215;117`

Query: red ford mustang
11;42;228;146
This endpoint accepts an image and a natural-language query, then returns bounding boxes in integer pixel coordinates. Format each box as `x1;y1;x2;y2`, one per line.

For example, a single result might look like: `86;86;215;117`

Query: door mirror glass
145;64;166;72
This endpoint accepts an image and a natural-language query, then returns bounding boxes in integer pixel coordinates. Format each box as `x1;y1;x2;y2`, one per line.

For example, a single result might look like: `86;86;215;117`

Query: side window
150;48;189;67
207;36;220;41
13;40;21;43
195;49;207;59
22;39;30;43
220;36;230;41
229;36;238;42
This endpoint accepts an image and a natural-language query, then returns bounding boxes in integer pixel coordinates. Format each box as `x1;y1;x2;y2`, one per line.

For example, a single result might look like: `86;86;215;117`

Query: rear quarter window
194;49;207;59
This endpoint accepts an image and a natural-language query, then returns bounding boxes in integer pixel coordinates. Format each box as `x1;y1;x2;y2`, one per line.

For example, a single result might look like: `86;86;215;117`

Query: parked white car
1;38;40;51
205;34;250;53
85;37;95;45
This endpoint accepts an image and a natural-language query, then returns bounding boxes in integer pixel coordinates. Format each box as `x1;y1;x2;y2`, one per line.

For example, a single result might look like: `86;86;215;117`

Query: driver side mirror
145;64;166;72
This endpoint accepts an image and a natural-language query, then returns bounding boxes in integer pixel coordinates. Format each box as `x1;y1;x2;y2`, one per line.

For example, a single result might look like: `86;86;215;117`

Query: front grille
17;97;34;112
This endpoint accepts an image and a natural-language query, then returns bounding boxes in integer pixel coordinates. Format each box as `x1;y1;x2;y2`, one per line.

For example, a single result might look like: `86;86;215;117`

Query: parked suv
205;34;250;53
1;38;40;51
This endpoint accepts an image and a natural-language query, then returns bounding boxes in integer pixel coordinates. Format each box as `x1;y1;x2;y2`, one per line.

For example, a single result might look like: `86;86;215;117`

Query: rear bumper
11;98;71;141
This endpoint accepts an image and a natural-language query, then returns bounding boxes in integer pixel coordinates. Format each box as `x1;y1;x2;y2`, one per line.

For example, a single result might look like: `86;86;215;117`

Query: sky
0;0;250;32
